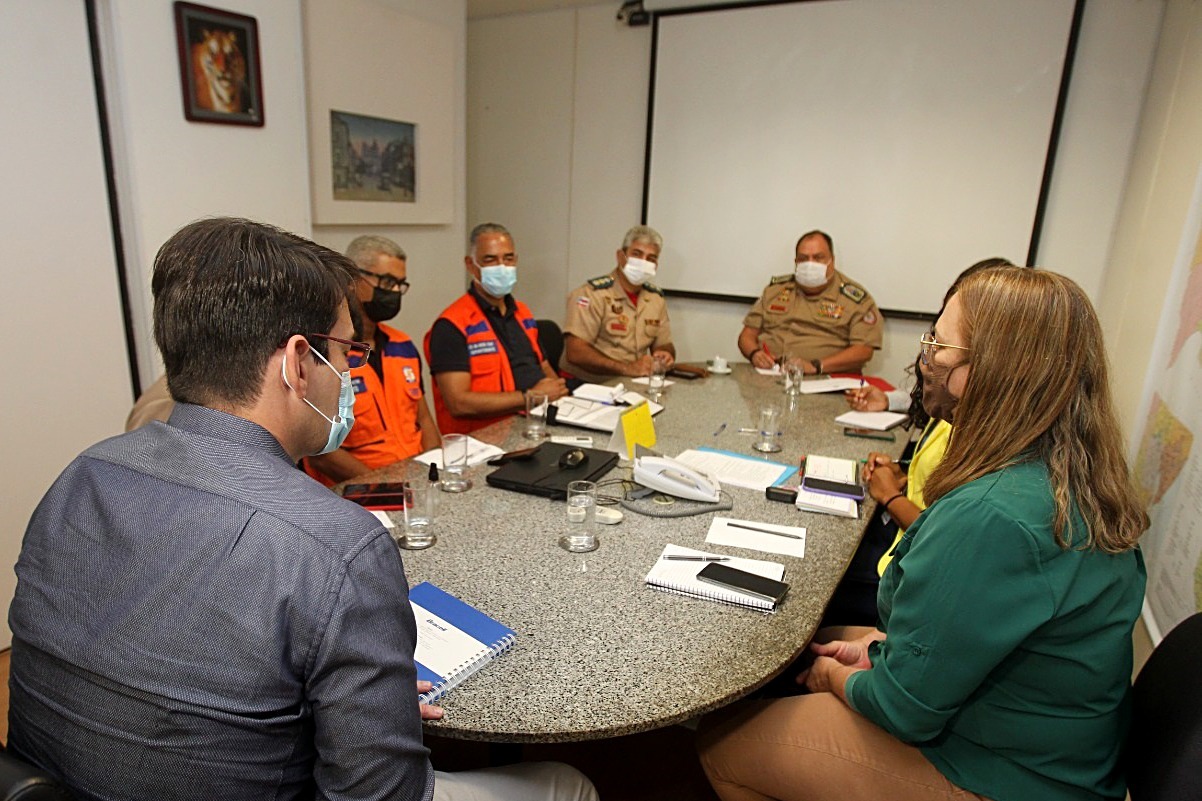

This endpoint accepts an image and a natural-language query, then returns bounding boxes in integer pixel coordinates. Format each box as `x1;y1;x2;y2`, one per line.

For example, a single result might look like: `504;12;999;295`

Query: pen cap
428;462;439;482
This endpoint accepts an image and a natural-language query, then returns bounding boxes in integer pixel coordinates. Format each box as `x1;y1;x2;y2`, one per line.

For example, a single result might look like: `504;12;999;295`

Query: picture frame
304;0;453;224
174;2;264;127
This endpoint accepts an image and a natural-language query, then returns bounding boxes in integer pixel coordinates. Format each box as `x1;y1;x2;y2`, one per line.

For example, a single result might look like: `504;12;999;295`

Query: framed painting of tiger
174;2;264;126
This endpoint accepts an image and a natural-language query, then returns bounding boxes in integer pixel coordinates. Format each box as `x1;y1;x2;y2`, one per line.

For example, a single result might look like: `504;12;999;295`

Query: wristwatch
811;358;823;375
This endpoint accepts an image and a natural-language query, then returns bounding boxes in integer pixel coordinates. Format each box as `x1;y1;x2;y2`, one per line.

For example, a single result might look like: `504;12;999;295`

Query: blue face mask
282;347;355;455
476;262;518;297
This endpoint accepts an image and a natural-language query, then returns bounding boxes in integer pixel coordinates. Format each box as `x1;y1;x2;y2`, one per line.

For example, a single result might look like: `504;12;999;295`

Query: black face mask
362;286;402;322
920;358;963;423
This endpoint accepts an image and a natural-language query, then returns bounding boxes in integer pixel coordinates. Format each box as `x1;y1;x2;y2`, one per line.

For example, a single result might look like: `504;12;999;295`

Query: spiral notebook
644;544;787;611
409;582;517;704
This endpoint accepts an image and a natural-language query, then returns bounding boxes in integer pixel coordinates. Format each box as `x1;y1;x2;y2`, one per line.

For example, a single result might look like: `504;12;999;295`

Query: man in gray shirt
8;218;594;801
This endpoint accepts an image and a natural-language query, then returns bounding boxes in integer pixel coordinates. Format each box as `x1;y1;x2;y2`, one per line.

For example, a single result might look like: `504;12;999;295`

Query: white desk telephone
632;453;722;503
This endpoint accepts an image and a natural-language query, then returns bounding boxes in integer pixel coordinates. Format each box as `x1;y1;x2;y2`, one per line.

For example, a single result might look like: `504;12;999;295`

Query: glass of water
524;391;549;440
753;405;783;453
396;483;436;550
559;480;599;553
783;361;804;396
440;433;473;493
647;358;668;402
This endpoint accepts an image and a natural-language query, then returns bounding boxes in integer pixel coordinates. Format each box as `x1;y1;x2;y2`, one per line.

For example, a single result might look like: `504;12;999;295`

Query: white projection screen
644;0;1078;314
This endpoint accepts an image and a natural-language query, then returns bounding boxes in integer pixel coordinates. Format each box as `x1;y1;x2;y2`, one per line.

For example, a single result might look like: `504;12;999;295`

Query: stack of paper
413;437;504;467
835;410;908;430
794;487;858;518
552;386;664;432
673;448;798;492
645;544;786;611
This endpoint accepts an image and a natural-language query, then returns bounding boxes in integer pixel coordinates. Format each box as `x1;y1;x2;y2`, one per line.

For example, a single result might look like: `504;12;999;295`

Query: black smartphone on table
800;475;866;501
342;482;409;510
696;563;790;605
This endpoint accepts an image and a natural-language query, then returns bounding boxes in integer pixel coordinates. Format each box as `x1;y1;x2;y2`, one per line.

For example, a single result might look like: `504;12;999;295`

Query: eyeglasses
307;333;372;367
919;331;969;365
353;267;410;295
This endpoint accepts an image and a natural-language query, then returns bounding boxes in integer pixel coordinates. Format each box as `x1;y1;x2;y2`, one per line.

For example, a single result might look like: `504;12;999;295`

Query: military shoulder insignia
642;281;663;295
769;273;794;286
588;275;615;289
839;282;867;303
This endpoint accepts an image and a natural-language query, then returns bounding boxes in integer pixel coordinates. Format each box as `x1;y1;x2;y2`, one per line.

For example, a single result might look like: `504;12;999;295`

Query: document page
410;602;488;679
675;448;797;491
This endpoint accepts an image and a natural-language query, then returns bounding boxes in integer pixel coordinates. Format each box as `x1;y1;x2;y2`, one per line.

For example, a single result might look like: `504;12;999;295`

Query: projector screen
644;0;1078;314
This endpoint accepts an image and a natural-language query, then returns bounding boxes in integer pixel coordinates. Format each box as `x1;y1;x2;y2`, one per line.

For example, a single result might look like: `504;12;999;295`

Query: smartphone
843;427;897;442
342;482;409;509
801;475;866;501
696;563;790;605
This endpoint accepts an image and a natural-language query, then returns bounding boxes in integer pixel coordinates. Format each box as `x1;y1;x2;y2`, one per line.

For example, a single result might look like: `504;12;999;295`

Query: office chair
1127;612;1202;800
536;320;564;372
0;747;71;801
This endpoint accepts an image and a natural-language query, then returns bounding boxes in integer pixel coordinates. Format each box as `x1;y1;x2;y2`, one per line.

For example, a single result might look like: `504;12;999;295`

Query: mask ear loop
281;347;344;426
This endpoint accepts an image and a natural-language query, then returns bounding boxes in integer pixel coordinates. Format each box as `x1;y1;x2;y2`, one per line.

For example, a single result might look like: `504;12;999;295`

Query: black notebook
485;442;618;499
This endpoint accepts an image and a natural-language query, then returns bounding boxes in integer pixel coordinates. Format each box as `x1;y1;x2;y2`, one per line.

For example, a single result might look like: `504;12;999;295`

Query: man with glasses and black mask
425;223;568;435
304;234;440;484
8;218;596;801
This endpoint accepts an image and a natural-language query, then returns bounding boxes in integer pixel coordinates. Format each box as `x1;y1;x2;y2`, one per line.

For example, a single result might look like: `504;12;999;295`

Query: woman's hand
844;384;887;411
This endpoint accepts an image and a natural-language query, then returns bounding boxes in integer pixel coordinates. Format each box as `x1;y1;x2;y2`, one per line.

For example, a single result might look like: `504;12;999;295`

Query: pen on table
713;423;727;437
663;555;730;562
726;522;803;540
737;427;758;434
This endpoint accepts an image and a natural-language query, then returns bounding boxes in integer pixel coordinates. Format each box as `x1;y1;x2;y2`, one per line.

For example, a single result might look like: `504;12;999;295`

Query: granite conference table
350;364;902;743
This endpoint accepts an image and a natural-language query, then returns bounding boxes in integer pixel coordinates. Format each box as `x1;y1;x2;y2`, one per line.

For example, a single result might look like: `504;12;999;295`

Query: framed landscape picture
330;111;416;203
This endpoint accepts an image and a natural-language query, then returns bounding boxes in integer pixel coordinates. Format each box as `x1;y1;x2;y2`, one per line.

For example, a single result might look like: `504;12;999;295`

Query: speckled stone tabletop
351;365;907;743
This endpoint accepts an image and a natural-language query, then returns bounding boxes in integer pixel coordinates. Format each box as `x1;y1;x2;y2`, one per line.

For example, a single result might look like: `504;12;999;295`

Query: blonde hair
924;267;1147;553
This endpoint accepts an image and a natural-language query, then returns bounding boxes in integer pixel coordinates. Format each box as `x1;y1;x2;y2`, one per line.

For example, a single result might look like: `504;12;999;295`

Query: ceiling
466;0;610;19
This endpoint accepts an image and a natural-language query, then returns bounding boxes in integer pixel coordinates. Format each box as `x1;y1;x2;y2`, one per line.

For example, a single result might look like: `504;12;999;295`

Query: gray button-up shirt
9;403;433;801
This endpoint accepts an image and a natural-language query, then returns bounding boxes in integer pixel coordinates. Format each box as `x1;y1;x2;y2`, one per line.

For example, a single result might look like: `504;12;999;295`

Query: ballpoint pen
727;522;803;540
713;423;727;436
663;555;730;561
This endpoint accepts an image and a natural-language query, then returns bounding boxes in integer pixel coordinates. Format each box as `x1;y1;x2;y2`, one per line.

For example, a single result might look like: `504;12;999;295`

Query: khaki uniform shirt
743;270;882;361
563;272;672;368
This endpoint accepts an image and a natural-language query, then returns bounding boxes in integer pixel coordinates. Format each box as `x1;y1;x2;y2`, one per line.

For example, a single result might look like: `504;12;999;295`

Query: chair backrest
1127;611;1202;800
0;748;72;801
536;319;564;372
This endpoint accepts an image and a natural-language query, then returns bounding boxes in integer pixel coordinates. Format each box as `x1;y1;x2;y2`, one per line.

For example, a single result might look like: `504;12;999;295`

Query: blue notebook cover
408;582;517;704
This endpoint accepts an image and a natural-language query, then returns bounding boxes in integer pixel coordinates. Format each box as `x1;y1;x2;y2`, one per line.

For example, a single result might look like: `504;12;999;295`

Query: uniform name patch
468;340;499;356
351;377;368;394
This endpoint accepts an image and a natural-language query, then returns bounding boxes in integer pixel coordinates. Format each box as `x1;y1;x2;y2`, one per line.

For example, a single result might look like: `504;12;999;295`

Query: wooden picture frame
174;2;264;127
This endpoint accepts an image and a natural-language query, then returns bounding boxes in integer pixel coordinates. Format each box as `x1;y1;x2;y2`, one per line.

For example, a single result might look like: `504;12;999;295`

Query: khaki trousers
697;693;992;801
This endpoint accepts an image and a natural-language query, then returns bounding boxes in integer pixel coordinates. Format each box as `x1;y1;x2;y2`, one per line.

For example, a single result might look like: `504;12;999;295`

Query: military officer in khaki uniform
563;225;676;379
738;230;882;375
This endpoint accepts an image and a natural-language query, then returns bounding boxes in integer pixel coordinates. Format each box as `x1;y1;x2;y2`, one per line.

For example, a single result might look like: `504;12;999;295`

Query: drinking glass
647;358;668;402
440;433;473;493
524;391;549;440
753;406;783;453
559;480;599;553
783;362;804;396
396;483;436;550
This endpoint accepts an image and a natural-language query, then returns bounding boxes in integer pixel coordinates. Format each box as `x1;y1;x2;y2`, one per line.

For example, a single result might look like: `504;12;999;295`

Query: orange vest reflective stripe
425;293;543;435
303;323;426;485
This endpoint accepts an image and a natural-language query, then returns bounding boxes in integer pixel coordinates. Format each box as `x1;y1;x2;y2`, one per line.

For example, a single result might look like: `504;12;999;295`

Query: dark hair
794;230;834;257
152;217;355;407
906;257;1015;429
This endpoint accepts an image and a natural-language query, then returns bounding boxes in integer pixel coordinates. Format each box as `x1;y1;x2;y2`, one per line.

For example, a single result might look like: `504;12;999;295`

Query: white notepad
645;544;786;611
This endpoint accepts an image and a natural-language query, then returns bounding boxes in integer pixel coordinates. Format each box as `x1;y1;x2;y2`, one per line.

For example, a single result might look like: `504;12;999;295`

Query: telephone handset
632;455;722;503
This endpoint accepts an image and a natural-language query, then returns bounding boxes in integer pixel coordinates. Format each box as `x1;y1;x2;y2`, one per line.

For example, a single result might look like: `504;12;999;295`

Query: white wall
0;0;467;646
467;1;1163;388
0;0;136;645
98;0;313;386
313;0;469;351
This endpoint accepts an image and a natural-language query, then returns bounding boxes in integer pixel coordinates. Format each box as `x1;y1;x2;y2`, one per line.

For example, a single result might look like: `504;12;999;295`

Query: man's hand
416;681;444;721
627;354;656;377
652;349;675;370
529;376;569;401
845;384;887;411
750;348;775;370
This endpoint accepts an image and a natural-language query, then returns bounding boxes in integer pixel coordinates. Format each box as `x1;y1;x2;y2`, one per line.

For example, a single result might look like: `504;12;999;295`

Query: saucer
708;365;733;375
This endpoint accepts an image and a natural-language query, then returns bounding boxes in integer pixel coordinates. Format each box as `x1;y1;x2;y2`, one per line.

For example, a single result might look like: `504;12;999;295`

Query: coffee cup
711;355;728;371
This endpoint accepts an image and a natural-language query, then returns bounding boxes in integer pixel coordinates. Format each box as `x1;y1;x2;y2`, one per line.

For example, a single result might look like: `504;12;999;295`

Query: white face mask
621;256;657;286
282;348;355;455
794;260;829;288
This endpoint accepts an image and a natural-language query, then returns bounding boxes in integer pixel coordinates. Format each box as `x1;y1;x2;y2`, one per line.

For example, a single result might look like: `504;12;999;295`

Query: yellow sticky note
618;402;656;459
